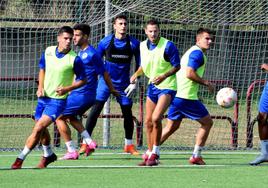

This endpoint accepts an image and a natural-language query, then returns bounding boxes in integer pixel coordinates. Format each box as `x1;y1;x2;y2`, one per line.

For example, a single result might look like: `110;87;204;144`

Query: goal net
0;0;267;150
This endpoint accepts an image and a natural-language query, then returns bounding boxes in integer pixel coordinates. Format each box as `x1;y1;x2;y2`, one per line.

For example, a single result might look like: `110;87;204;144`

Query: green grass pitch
1;150;268;188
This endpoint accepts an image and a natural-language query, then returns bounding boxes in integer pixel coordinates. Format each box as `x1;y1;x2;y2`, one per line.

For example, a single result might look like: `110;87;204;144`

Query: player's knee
32;125;44;137
121;105;133;117
145;118;153;129
89;101;105;118
200;116;213;128
208;119;213;127
55;119;62;126
56;115;68;121
151;115;162;125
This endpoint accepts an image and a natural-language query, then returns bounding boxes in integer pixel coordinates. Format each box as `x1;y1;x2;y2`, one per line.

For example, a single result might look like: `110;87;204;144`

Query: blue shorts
96;82;132;106
147;84;176;104
62;91;96;116
167;97;209;121
259;87;268;113
35;97;66;122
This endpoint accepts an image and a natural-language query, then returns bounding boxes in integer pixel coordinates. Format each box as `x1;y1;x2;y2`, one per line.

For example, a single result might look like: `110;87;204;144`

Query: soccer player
160;28;214;165
130;19;180;166
79;14;140;155
55;24;118;160
250;63;268;165
11;26;87;169
56;24;119;160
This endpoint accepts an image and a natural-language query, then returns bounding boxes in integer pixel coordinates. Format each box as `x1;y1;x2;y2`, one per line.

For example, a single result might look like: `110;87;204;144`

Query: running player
160;28;214;165
130;19;180;166
11;26;86;169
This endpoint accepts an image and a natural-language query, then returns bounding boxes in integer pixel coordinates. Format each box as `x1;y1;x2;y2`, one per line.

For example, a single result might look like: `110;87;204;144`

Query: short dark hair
146;19;160;28
113;14;127;24
58;26;73;36
196;28;213;36
73;23;91;36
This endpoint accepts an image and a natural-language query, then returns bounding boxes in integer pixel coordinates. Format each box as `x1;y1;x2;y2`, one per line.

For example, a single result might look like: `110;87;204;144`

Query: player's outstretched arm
130;66;143;83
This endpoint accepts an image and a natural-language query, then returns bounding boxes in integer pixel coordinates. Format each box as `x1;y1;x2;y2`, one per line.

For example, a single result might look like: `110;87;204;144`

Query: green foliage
0;0;34;18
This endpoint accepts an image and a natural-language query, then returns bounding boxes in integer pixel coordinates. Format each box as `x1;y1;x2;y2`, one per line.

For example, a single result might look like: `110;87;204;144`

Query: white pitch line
0;151;260;157
0;164;228;170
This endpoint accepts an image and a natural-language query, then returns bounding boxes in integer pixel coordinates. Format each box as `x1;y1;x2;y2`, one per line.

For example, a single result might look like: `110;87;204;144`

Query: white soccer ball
216;87;237;108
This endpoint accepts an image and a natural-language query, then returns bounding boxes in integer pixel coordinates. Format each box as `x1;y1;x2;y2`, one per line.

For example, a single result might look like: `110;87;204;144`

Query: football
216;87;237;108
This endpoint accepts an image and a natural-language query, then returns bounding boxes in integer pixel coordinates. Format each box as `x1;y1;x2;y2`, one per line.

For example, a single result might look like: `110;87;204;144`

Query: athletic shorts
147;83;176;104
167;97;209;121
62;91;96;116
259;86;268;113
96;82;132;106
34;97;66;122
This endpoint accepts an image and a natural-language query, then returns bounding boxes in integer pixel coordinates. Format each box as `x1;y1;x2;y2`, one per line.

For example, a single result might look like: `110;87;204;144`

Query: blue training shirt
97;34;140;90
187;50;204;70
146;40;180;68
74;45;105;93
39;47;86;81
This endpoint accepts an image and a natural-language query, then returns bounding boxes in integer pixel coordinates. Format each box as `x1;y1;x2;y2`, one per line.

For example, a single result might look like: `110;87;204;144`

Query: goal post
1;0;268;151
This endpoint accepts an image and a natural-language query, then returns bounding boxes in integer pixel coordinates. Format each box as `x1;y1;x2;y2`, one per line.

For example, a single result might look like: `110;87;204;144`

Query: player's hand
124;82;137;98
261;64;268;72
205;81;214;93
130;75;137;84
111;89;120;97
36;88;44;97
55;86;68;96
152;75;166;85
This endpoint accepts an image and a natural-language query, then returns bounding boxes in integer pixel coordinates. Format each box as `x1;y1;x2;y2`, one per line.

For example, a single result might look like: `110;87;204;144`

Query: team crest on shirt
82;52;88;59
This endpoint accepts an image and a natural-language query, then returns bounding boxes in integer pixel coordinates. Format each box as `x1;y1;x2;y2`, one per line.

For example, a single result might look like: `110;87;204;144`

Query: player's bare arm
130;66;143;83
186;66;214;93
36;69;45;97
152;66;180;85
56;79;87;96
103;71;120;97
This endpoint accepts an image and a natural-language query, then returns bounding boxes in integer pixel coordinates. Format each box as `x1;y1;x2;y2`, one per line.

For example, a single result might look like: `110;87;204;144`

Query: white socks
152;145;160;156
18;146;31;160
81;130;93;145
18;145;54;160
260;140;268;155
82;139;86;144
65;141;76;153
42;144;54;157
193;145;203;157
125;138;133;146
